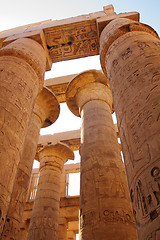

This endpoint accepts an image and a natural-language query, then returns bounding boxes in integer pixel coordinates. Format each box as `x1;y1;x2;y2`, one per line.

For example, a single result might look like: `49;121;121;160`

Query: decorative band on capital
37;143;74;168
39;160;64;172
99;18;159;76
66;69;113;117
0;38;46;91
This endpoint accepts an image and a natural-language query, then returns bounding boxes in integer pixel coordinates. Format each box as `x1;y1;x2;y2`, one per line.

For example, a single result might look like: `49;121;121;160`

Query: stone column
1;87;60;239
100;18;160;240
27;143;74;240
58;218;68;240
66;70;138;240
0;38;46;235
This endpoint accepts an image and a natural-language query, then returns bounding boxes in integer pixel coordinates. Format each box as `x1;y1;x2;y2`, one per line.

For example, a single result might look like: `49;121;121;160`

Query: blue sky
1;0;160;34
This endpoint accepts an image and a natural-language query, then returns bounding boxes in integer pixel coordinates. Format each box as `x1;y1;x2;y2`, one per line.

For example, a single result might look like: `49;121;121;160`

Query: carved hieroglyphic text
44;20;99;62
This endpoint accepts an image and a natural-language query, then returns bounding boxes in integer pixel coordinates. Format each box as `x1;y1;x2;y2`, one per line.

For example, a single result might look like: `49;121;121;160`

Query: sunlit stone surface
66;70;138;240
100;18;160;240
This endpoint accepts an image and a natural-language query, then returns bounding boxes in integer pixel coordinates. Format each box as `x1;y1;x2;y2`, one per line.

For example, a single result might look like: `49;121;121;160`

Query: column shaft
1;114;41;239
66;70;138;240
1;87;59;240
0;38;46;235
100;18;160;239
28;165;61;239
27;144;74;240
80;99;136;240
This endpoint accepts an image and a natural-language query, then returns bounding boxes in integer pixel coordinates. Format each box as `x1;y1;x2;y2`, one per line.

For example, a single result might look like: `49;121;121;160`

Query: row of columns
0;36;76;240
1;87;60;239
0;16;159;240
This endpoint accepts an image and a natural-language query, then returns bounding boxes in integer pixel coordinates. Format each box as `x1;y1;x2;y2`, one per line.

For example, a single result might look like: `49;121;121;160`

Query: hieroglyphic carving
95;166;126;199
103;29;160;240
44;20;99;62
99;12;160;239
109;40;160;170
144;229;160;240
28;215;57;239
103;208;134;224
130;162;160;233
108;39;160;96
150;167;160;206
136;40;160;58
80;211;96;228
0;59;39;235
0;168;30;240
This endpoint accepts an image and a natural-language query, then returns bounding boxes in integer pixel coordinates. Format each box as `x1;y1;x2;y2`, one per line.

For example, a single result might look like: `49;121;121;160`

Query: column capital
100;18;159;76
34;87;60;128
0;37;46;92
38;143;74;171
66;69;113;117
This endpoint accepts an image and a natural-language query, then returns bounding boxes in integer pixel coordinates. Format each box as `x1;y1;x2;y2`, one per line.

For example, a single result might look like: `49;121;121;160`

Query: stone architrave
66;70;138;240
100;18;160;240
1;87;60;239
0;38;46;235
27;143;74;240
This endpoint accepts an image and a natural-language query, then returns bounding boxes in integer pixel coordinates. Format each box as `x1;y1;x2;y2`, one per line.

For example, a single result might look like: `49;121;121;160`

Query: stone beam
64;163;80;173
44;74;77;103
60;197;79;222
0;6;139;67
21;196;79;223
38;129;81;151
38;127;120;152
